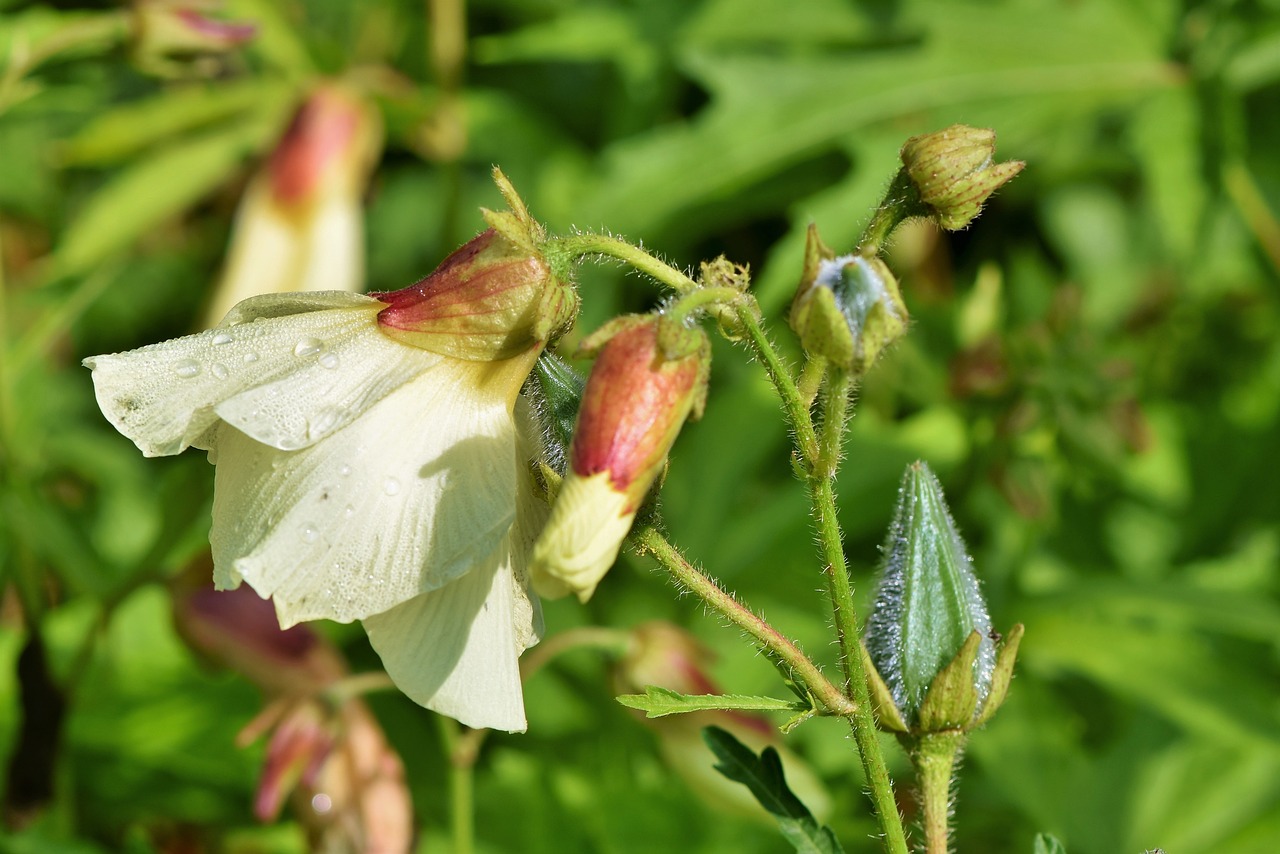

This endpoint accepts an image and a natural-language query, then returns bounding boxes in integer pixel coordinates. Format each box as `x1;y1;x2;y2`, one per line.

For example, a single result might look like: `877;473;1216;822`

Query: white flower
86;290;546;731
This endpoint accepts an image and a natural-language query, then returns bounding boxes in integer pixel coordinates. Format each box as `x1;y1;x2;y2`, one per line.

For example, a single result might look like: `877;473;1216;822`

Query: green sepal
859;640;909;733
974;623;1024;727
916;630;983;732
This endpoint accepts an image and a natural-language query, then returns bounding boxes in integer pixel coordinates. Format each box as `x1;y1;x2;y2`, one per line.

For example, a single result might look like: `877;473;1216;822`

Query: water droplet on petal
343;504;355;518
294;337;325;358
319;352;340;369
243;352;259;364
300;525;319;543
383;477;401;496
174;359;201;378
211;363;229;379
338;465;352;477
212;332;233;345
309;407;341;438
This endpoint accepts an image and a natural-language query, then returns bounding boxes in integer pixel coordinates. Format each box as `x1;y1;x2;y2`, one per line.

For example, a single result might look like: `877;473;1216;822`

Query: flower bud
374;173;578;361
521;351;585;480
899;124;1024;231
530;316;710;601
204;83;382;325
789;224;907;374
131;1;255;74
862;461;1021;734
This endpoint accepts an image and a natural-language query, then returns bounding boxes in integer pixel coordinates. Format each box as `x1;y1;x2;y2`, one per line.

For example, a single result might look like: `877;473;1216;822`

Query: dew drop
309;407;341;437
211;363;229;379
300;525;319;543
243;352;260;364
174;359;201;378
338;464;352;477
294;337;325;358
212;332;233;345
383;477;401;496
319;352;340;369
343;504;355;518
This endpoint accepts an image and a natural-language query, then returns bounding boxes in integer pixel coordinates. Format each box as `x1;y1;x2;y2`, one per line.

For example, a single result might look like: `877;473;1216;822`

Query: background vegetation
2;0;1279;851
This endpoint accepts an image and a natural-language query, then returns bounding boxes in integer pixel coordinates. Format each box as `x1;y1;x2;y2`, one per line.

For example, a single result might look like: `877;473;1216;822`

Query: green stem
817;370;853;479
519;626;630;682
438;716;476;854
631;524;855;718
858;169;925;256
666;286;742;322
732;305;820;464
811;474;908;854
914;733;964;854
549;233;698;294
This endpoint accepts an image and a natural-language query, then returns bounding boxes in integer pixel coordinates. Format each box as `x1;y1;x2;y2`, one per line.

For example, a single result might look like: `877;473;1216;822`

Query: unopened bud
375;227;577;361
789;225;907;374
530;316;710;601
899;124;1024;231
131;1;255;74
862;461;1021;734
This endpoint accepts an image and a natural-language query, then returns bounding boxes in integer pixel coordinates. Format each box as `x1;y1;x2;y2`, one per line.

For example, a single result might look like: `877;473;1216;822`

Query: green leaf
616;686;807;718
703;726;844;854
53;117;282;277
1033;832;1067;854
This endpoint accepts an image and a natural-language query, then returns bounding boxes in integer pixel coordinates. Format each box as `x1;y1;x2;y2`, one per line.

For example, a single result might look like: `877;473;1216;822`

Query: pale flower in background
88;181;577;731
203;82;382;326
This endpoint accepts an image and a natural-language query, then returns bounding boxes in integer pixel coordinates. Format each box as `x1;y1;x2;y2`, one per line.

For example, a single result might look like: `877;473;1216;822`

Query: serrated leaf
616;686;807;718
703;726;844;854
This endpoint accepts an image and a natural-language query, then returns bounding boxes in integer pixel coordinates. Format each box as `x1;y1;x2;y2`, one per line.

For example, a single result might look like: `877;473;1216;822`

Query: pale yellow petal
363;541;529;733
530;471;635;602
209;358;519;625
85;293;387;457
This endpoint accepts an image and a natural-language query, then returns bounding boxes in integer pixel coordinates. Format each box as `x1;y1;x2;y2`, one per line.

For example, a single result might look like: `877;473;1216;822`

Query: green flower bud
789;224;907;375
899;124;1024;231
862;461;1021;734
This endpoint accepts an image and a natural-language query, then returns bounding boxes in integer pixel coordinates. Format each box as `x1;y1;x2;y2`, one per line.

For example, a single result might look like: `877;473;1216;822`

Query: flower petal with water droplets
209;357;521;625
84;292;395;457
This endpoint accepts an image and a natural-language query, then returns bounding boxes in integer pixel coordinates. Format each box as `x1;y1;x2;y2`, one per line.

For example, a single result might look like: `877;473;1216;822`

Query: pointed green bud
899;124;1024;231
863;461;997;730
789;224;907;375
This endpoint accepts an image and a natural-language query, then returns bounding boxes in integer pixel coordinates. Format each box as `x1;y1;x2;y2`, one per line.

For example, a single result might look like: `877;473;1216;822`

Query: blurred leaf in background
2;0;1279;852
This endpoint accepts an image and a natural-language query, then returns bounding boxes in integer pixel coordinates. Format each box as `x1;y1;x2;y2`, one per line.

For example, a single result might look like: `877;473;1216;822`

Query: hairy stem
914;733;964;854
549;233;699;294
631;524;855;718
732;305;820;463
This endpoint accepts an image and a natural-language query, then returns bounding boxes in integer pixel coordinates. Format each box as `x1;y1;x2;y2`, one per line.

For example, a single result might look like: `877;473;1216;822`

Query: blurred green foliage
2;0;1280;852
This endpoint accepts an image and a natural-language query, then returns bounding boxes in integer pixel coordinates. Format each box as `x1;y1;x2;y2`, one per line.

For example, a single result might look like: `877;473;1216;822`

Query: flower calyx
374;169;578;361
789;224;907;376
899;124;1024;232
530;315;710;602
861;461;1022;737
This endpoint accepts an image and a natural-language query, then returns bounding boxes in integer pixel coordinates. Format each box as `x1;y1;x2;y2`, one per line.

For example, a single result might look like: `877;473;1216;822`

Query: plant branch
630;524;855;718
549;233;699;294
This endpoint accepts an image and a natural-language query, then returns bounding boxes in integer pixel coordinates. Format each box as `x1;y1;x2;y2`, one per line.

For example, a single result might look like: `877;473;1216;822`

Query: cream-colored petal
203;180;300;327
212;317;441;451
209;358;519;625
362;541;529;732
85;292;391;457
530;471;635;602
295;189;363;296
